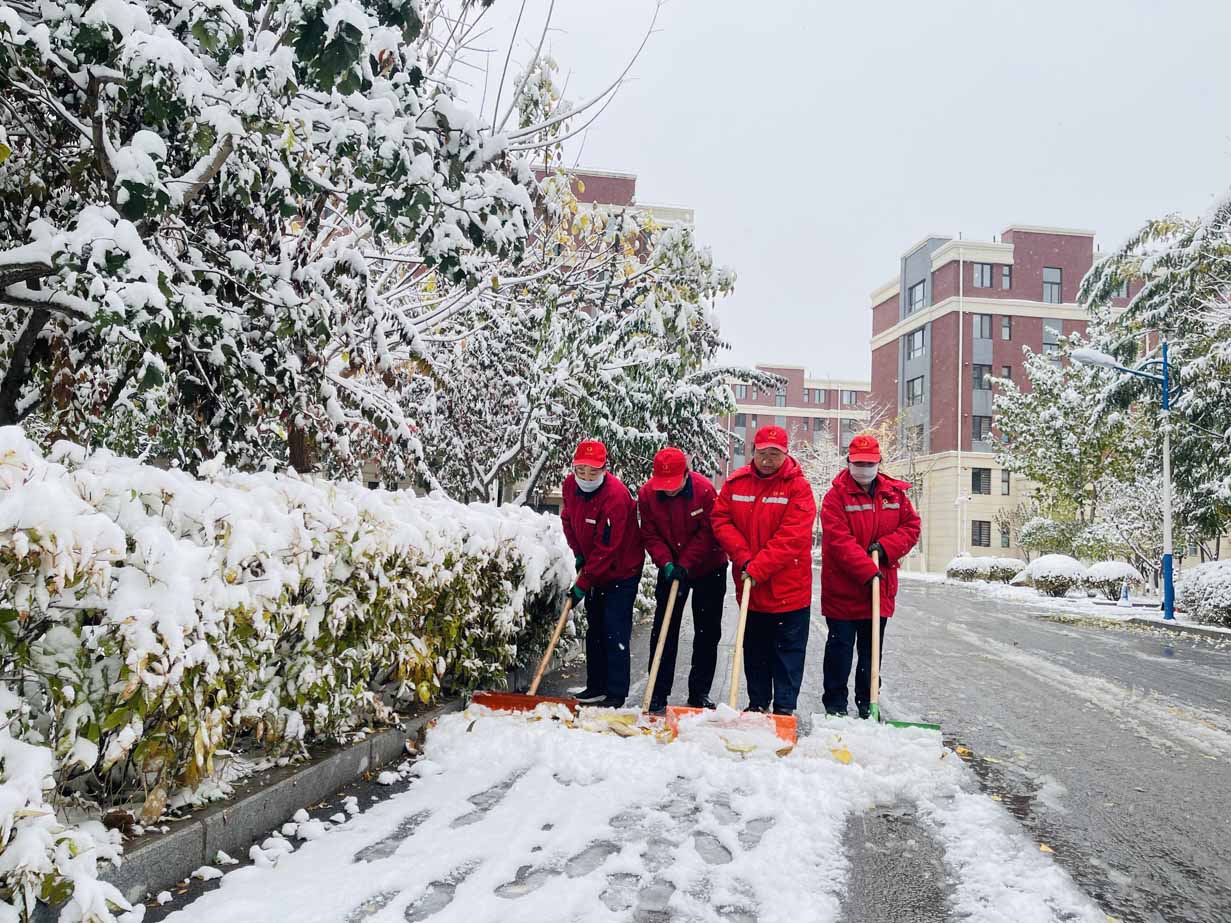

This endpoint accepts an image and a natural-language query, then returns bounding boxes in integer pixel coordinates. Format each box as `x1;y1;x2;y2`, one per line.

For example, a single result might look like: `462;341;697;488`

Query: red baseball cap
847;433;881;463
572;440;607;467
648;447;688;491
753;425;789;451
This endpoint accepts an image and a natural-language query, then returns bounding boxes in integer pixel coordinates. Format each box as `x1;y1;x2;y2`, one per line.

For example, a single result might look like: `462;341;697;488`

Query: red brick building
869;226;1138;569
716;365;871;487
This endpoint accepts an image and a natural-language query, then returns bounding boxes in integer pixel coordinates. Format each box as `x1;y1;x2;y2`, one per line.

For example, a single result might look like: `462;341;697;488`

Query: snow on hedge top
1021;554;1089;580
1086;561;1144;582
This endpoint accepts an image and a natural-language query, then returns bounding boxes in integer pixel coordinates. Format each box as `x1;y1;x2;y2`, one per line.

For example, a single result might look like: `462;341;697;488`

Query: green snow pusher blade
869;553;942;734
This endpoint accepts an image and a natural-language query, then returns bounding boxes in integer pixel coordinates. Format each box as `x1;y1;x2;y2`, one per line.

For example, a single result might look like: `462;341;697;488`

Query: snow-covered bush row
944;555;1027;584
1084;561;1144;601
1015;555;1089;597
1177;561;1231;627
0;427;571;918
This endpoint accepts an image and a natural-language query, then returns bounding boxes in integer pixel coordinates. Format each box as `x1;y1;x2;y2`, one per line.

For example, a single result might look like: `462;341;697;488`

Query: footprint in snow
450;770;526;828
738;816;775;851
403;862;477;921
353;811;431;863
693;830;733;865
344;890;399;922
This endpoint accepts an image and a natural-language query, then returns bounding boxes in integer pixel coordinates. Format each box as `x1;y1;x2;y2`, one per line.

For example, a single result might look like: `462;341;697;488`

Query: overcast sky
468;1;1231;381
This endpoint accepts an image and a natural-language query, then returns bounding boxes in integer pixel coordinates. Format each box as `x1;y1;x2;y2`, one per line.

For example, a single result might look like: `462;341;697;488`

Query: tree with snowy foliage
1080;195;1231;542
349;46;764;503
993;334;1150;524
0;0;537;474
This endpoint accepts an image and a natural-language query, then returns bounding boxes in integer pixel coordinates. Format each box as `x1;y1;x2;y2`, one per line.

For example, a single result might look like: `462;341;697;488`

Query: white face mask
849;462;879;486
576;471;606;493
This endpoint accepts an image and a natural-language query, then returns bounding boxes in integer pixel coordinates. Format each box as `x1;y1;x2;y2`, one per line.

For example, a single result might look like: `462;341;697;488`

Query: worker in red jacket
820;433;921;718
711;425;817;716
637;447;728;714
561;439;644;708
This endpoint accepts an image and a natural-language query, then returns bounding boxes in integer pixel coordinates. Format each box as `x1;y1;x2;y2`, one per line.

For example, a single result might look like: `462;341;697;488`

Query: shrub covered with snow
1177;560;1231;627
1085;561;1145;601
0;428;572;914
944;555;1026;584
1018;555;1089;597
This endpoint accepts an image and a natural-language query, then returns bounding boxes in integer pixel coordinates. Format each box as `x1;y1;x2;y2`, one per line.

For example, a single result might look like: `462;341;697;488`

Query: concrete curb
1127;617;1231;641
34;699;464;922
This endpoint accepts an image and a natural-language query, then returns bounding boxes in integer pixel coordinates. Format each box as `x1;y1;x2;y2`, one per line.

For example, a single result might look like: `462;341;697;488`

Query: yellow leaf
576;179;585;193
830;747;852;765
0;141;11;164
774;745;794;758
720;736;757;755
422;274;437;293
490;274;500;292
1039;843;1055;854
954;744;972;758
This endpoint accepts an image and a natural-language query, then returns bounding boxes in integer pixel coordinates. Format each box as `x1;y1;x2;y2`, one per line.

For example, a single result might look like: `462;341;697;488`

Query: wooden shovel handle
528;597;575;696
642;579;681;711
728;577;754;709
870;550;881;708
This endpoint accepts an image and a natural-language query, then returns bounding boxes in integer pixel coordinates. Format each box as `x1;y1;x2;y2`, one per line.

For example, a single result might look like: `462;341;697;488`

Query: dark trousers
821;617;888;714
583;573;639;701
646;565;727;705
742;607;810;712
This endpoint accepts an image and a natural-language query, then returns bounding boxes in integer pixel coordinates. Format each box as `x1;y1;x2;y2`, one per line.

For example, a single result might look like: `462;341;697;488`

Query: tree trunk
0;309;50;426
289;423;314;473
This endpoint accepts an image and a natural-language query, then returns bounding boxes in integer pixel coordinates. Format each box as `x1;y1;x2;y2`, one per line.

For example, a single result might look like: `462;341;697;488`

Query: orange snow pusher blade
469;691;579;714
469;598;579;714
663;706;797;744
661;579;798;745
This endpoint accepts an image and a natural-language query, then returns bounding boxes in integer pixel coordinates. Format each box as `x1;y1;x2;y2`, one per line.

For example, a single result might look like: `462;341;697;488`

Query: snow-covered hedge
1017;555;1089;597
1177;560;1231;627
0;428;571;918
944;555;1027;584
1085;561;1144;601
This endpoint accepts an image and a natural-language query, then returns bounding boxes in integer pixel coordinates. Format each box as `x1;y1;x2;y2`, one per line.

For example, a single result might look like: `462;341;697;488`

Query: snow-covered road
152;707;1100;923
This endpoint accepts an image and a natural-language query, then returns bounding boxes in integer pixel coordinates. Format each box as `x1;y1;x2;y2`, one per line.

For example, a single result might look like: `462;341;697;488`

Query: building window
775;390;786;407
973;364;993;390
801;389;809;403
1001;470;1011;495
972;520;992;547
1043;266;1063;304
734;413;746;426
907;280;926;314
972;415;993;443
1001;365;1012;382
906;328;925;359
972;263;993;288
906;376;925;406
1000;525;1011;548
800;417;809;431
972;314;992;339
1115;279;1129;298
841;389;857;406
840;418;861;451
774;415;786;427
1043;317;1062;361
1001;316;1012;340
1001;265;1012;289
734;384;747;399
733;452;745;468
750;414;758;427
972;468;992;495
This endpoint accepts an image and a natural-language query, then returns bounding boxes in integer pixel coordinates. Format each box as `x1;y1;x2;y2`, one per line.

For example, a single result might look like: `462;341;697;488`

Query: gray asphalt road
544;573;1231;923
880;579;1231;923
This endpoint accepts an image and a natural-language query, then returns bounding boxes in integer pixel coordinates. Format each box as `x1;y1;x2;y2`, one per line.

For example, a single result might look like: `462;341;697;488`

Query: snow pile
1016;555;1089;597
0;427;571;919
155;709;1104;923
1084;561;1144;601
1177;560;1231;627
945;555;1026;584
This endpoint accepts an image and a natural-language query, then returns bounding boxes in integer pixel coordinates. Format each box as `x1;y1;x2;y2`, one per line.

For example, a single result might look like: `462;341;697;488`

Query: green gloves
664;562;688;583
568;585;586;603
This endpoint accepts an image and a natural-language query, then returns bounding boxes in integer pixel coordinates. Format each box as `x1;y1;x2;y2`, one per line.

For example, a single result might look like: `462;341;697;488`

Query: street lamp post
1073;341;1177;620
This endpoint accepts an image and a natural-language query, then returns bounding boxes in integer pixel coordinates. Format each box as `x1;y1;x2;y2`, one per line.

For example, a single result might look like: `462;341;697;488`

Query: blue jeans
583;573;639;701
742;607;810;713
821;617;887;714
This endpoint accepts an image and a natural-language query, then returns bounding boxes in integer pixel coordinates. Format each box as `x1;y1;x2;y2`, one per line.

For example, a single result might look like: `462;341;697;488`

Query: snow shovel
470;597;580;714
666;577;797;744
869;551;940;732
641;578;682;715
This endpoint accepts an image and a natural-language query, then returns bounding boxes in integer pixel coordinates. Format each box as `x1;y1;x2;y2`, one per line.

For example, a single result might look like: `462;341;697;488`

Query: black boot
687;696;716;709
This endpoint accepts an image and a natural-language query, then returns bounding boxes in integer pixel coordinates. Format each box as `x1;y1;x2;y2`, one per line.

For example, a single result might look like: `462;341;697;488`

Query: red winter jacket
820;469;921;620
561;473;644;591
711;456;817;613
637;472;728;578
